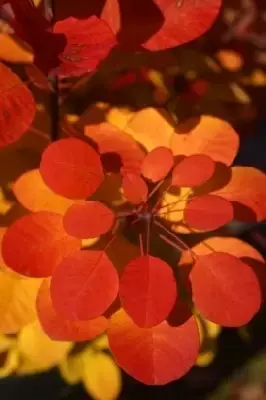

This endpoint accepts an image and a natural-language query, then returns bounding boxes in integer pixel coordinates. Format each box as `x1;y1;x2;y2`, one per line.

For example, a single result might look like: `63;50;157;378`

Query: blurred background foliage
0;0;266;398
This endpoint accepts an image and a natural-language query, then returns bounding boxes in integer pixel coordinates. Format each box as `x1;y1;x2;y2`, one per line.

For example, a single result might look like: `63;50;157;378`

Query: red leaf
122;173;148;204
108;309;200;385
51;250;119;320
40;138;104;200
101;0;221;50
190;252;261;326
63;201;115;239
0;62;35;147
2;212;81;278
84;122;145;175
37;279;108;341
119;255;177;327
52;17;117;77
172;155;215;188
141;147;174;182
184;195;234;231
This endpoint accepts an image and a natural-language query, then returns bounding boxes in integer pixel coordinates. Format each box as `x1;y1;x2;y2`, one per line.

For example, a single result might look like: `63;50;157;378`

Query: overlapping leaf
108;309;200;385
2;212;81;277
37;279;108;341
0;62;35;147
190;252;261;326
13;169;75;213
51;250;119;320
122;173;148;204
120;255;177;327
40;138;104;199
63;201;115;239
141;146;174;182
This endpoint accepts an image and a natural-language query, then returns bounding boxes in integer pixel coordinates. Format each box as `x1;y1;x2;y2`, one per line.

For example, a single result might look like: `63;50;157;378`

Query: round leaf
82;352;122;400
2;212;81;277
108;309;200;385
214;167;266;221
122;173;148;204
190;252;261;326
37;279;108;341
52;16;117;77
51;250;119;320
184;195;234;231
63;201;115;239
120;255;177;327
141;147;174;182
170;116;239;166
0;62;35;147
17;320;72;373
13;169;74;213
172;155;215;188
40;138;104;200
0;271;40;334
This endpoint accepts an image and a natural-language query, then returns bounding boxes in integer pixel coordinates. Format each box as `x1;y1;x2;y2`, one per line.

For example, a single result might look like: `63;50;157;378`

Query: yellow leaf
0;34;33;64
17;320;72;373
82;352;122;400
196;343;217;367
0;271;41;333
0;348;19;377
124;107;174;151
94;335;109;350
59;355;83;385
0;334;16;352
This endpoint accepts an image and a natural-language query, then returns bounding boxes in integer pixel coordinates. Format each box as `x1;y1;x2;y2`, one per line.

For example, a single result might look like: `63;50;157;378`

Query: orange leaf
0;62;35;147
122;173;148;204
37;279;108;341
119;255;177;327
63;201;115;239
2;212;81;277
190;252;261;326
124;108;175;151
213;167;266;221
0;34;33;64
172;155;215;188
40;138;104;200
0;270;40;333
184;195;234;231
84;122;145;175
141;147;174;182
108;309;200;385
51;250;119;320
13;169;74;214
170;116;239;166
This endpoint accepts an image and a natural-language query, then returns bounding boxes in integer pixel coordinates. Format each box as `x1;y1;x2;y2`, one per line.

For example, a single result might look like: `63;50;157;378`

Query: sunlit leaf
108;309;200;385
0;33;33;63
51;250;119;320
40;138;104;200
216;49;243;71
122;173;148;204
52;16;117;77
17;320;72;373
13;169;74;213
2;212;81;277
37;279;108;341
214;167;266;221
0;62;35;147
170;116;239;166
120;255;177;327
82;351;122;400
0;270;40;333
184;195;234;231
141;147;174;182
84;122;145;175
172;155;215;188
190;253;261;326
63;201;115;239
125;107;174;151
